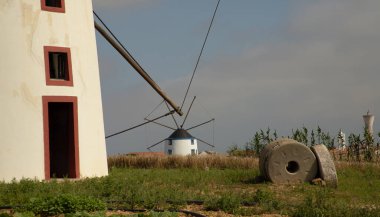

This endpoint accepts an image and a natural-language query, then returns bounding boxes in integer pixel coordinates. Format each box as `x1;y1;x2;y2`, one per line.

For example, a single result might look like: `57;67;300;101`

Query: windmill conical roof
168;129;194;140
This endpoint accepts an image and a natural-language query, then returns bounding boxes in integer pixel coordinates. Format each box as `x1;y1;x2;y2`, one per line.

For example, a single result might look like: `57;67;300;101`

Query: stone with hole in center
259;138;294;180
265;140;318;184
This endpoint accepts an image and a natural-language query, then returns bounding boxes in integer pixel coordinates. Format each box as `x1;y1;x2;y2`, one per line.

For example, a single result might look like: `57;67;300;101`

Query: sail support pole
94;21;183;116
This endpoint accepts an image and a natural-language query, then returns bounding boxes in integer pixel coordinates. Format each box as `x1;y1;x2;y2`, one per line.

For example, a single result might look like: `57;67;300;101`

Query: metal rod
186;118;215;131
94;21;183;116
145;100;165;120
180;0;221;110
180;96;196;128
144;118;176;130
193;136;215;148
106;111;175;139
165;101;179;129
147;138;166;150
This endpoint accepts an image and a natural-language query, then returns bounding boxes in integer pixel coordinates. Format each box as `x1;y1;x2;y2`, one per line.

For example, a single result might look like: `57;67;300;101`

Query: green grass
337;163;380;203
0;160;380;216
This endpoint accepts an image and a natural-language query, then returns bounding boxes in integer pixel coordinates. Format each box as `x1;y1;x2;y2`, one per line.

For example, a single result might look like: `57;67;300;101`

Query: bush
18;194;106;216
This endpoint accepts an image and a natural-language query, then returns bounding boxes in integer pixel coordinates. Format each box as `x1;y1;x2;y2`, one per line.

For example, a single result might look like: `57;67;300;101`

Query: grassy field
1;156;380;216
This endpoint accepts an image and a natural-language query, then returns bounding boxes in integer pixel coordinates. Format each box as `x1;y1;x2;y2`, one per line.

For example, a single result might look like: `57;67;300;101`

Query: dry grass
108;153;380;172
108;155;258;169
334;160;380;170
330;148;380;162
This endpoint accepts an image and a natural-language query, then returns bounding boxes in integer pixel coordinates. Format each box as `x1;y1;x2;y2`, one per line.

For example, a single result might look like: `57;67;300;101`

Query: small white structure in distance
337;129;346;150
164;129;198;156
0;0;108;182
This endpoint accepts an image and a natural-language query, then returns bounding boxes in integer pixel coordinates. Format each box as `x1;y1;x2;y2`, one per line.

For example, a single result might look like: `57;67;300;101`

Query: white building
363;110;375;135
0;0;108;181
164;129;198;156
337;129;346;150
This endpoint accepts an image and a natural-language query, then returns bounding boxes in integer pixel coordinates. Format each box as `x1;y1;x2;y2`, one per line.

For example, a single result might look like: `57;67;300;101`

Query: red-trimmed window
44;46;73;86
41;0;65;13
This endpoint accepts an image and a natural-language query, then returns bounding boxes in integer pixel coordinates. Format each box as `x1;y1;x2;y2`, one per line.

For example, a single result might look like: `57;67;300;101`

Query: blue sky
92;0;380;155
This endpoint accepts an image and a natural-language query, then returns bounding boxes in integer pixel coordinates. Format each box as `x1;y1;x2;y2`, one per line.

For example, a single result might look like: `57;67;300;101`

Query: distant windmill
145;96;215;156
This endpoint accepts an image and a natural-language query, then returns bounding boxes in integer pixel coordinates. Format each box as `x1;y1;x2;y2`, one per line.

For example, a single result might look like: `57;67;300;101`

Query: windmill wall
0;0;108;181
165;139;198;156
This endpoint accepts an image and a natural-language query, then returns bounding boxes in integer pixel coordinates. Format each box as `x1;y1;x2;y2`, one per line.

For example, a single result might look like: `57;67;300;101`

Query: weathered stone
311;144;338;188
265;139;318;184
259;138;293;179
311;178;327;187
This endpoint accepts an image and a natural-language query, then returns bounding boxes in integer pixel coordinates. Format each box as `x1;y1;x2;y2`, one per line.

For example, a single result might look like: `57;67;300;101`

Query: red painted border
44;46;73;87
42;96;79;179
41;0;66;13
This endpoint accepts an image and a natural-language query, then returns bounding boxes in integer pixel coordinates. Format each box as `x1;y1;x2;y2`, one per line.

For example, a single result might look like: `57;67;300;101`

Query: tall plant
363;128;375;161
230;126;336;157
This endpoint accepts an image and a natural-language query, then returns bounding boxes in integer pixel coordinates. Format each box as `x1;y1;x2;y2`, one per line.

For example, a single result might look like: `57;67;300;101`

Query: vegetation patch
1;156;380;216
16;195;106;217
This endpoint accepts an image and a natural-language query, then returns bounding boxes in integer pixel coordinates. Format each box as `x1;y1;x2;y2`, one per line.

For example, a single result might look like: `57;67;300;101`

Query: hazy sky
92;0;380;155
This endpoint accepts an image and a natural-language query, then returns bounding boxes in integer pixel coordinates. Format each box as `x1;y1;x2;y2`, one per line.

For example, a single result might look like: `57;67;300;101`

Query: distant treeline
228;126;380;162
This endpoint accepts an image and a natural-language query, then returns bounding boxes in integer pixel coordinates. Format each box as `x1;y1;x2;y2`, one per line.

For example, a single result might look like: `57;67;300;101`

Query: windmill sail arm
94;21;183;116
194;136;215;148
144;118;176;130
106;111;174;139
147;138;166;150
164;101;179;128
181;96;196;128
186;118;215;131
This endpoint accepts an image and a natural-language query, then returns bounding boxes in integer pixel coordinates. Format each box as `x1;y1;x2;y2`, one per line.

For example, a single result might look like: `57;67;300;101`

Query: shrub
18;194;106;216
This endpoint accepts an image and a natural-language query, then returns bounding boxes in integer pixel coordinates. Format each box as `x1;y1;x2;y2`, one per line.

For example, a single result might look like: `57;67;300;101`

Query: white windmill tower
0;0;108;181
165;129;199;156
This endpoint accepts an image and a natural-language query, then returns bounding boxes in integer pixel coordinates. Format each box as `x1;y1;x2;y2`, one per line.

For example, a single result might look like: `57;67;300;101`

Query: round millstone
311;144;338;188
265;140;318;184
259;138;295;179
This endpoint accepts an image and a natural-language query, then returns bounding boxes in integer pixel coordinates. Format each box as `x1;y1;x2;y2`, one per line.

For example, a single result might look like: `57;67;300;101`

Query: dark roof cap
168;129;194;139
